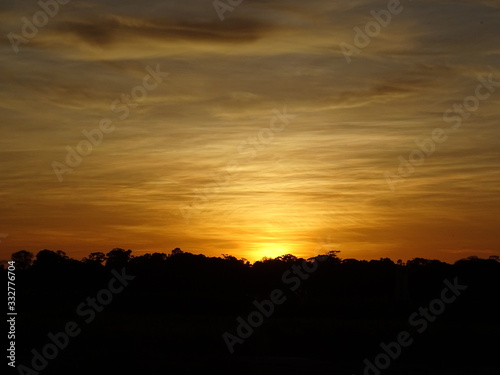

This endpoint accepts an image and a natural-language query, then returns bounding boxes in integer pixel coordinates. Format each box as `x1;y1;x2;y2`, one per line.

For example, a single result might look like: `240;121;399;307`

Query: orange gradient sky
1;0;499;263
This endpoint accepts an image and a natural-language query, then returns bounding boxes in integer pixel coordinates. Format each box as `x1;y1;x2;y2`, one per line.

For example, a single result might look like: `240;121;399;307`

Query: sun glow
253;246;289;261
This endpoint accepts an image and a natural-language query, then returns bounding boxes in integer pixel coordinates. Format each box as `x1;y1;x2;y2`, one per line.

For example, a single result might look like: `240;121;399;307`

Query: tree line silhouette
3;248;499;375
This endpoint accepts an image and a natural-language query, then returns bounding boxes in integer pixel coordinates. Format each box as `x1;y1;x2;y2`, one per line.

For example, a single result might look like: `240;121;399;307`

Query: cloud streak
0;0;499;262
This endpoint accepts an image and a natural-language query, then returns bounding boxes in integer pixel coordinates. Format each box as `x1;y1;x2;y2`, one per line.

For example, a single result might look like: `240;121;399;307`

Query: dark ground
4;250;500;375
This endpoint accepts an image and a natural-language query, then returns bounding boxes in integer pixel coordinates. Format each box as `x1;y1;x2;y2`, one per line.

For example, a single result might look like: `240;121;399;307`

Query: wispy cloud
1;0;499;262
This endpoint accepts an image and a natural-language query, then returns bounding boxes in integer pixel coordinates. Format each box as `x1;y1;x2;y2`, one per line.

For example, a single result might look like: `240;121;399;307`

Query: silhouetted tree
221;254;250;266
488;255;500;262
82;252;106;267
11;250;34;270
320;250;341;265
105;248;133;268
33;249;70;268
407;257;431;267
171;247;184;256
275;254;299;263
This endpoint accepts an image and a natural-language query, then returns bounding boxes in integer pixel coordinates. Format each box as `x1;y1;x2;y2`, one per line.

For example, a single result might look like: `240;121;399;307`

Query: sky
1;0;499;263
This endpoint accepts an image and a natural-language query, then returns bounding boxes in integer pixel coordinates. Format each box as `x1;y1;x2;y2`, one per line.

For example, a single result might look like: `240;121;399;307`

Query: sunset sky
1;0;499;262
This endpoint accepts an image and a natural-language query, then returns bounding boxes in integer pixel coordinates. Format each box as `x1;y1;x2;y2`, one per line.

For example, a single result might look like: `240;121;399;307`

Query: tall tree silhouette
82;252;106;266
11;250;34;270
105;248;133;268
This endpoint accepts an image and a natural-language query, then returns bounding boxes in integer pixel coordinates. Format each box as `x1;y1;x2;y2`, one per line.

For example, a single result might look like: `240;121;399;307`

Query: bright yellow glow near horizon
252;246;289;261
1;0;499;264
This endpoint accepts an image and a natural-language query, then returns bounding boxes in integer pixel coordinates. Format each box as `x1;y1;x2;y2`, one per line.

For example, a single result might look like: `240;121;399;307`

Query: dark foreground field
5;250;500;375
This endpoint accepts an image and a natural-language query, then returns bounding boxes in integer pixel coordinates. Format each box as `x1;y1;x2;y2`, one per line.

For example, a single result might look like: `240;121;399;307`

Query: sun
254;246;289;260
